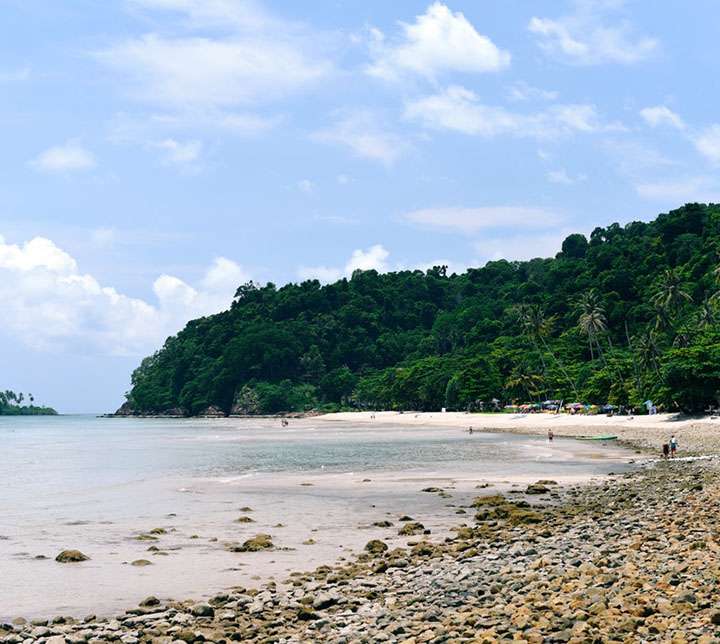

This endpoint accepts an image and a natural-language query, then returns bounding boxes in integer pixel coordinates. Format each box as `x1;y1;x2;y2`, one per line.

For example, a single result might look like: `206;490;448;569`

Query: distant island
115;203;720;418
0;390;57;415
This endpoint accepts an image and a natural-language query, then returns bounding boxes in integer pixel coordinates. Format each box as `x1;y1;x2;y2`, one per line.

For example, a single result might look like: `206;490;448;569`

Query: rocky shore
6;460;720;644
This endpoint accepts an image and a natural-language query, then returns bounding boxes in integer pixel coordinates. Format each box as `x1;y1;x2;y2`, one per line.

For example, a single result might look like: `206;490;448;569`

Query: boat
576;434;618;441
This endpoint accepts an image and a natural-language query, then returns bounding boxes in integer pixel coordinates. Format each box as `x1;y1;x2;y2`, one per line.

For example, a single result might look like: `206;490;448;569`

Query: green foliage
122;204;720;415
0;390;57;415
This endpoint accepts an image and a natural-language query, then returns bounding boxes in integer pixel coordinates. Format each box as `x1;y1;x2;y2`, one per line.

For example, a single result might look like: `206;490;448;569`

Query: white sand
312;410;720;456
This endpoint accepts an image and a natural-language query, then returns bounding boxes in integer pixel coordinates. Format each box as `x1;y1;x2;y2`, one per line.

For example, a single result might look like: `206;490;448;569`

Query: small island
0;390;57;415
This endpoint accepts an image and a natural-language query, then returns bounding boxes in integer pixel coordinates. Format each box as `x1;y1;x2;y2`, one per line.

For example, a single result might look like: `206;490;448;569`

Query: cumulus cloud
0;233;249;356
28;140;96;174
366;2;509;82
298;244;467;283
404;85;617;138
311;111;407;165
405;206;562;235
299;244;390;282
640;105;685;130
529;1;657;65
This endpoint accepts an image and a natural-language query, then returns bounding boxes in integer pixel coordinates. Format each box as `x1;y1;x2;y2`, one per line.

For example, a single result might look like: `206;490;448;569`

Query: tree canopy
121;203;720;416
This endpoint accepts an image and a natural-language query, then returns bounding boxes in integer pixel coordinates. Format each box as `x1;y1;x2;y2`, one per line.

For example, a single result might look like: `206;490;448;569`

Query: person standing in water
662;441;670;462
670;435;678;458
547;429;554;442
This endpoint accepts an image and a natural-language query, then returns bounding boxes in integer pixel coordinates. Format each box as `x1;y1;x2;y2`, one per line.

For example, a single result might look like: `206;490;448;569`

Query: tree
505;361;545;401
444;377;460;410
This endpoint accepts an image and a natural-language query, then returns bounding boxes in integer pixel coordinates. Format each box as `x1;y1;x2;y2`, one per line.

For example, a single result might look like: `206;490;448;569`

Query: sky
1;0;720;413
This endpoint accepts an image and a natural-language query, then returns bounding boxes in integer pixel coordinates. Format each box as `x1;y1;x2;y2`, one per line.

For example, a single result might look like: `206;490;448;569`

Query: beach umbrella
604;404;617;409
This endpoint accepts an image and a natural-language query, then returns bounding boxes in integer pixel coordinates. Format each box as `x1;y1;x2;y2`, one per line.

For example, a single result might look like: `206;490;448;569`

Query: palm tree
505;361;545;401
635;330;665;385
651;268;693;346
577;289;607;371
651;268;692;317
576;289;623;386
514;304;579;400
510;303;550;388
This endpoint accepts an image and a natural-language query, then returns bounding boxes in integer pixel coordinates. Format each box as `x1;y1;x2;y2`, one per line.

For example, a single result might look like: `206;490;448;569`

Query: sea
0;414;636;621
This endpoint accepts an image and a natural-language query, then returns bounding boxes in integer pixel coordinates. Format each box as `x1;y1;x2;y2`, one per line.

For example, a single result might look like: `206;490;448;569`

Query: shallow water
0;415;635;620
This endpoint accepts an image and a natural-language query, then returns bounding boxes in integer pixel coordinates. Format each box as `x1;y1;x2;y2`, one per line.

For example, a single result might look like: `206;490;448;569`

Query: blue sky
2;0;720;412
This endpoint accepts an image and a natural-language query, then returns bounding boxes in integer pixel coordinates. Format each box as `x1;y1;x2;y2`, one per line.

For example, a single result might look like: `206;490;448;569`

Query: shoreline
5;415;719;642
310;411;720;457
5;460;720;643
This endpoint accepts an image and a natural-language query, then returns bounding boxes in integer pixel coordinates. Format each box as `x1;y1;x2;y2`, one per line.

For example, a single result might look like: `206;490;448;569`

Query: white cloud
299;244;390;282
405;85;616;138
473;229;574;263
693;124;720;163
97;33;329;109
529;1;657;65
640;105;685;130
154;138;203;164
507;81;558;102
297;244;468;283
366;2;510;82
547;169;587;184
0;233;249;356
28;140;96;174
311;112;407;165
337;174;352;185
297;179;314;194
635;176;720;203
405;206;562;235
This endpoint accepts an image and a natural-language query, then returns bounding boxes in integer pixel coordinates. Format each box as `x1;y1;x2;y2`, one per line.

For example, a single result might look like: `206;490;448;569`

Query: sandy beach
313;411;720;457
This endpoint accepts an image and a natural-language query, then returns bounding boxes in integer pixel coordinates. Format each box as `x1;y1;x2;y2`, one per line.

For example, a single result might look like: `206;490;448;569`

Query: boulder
55;550;89;563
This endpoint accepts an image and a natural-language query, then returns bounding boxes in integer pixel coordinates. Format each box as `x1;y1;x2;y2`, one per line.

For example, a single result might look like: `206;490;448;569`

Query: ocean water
0;415;635;620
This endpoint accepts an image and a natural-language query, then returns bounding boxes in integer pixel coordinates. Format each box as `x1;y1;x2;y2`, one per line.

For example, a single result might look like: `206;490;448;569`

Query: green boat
576;434;618;441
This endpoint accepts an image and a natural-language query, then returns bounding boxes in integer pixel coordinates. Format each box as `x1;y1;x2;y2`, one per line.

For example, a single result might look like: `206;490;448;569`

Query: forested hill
119;203;720;416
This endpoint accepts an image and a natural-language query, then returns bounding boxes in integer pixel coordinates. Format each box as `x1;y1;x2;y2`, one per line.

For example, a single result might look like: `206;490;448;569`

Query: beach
315;410;720;456
4;413;720;643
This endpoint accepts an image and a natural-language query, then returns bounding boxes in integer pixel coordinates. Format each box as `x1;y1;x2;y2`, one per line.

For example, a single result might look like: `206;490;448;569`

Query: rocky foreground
5;461;720;644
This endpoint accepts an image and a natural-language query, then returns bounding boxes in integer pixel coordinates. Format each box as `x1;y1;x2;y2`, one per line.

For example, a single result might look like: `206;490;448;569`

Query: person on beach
662;441;670;462
670;435;678;458
547;428;554;442
468;426;473;434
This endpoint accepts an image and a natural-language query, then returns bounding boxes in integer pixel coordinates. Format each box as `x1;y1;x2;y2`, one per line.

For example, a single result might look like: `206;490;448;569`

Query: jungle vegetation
122;203;720;416
0;390;57;415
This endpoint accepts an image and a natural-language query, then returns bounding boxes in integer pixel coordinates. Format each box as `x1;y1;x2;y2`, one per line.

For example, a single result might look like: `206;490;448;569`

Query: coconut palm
577;289;607;371
513;304;579;400
505;362;545;401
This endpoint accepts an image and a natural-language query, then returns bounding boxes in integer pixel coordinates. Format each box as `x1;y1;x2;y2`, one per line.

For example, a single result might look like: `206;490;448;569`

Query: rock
131;559;152;566
398;522;425;536
189;603;214;618
232;534;274;552
139;597;160;607
421;487;443;493
525;484;550;495
46;637;66;644
471;494;506;507
55;550;89;563
313;592;339;610
372;520;393;528
364;540;388;555
235;516;255;523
